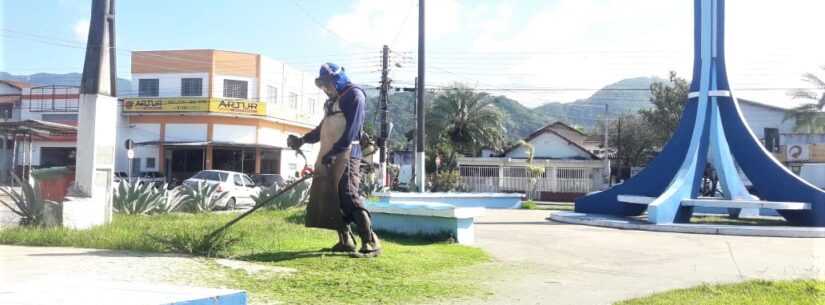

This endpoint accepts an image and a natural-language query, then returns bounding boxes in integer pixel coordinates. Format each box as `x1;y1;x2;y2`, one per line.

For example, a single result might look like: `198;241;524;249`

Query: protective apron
305;95;357;230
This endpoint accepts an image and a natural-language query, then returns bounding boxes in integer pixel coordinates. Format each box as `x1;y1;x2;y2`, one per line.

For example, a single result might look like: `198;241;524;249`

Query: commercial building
119;49;324;184
0;80;79;179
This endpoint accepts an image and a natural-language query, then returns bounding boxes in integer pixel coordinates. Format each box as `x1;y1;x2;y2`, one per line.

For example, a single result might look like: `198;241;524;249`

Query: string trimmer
202;149;315;246
200;140;378;252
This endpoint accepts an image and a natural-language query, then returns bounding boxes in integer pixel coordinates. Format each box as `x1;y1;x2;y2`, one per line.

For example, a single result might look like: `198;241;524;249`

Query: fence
457;157;605;199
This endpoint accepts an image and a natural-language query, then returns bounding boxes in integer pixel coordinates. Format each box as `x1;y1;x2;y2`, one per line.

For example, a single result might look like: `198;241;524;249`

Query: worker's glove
322;153;337;167
287;135;303;150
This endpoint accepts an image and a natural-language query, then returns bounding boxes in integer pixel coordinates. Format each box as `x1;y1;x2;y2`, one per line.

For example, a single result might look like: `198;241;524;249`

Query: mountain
366;76;663;149
534;77;659;132
0;72;132;94
490;95;553;141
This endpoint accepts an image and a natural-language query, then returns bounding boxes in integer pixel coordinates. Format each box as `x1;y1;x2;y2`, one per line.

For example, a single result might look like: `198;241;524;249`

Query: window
146;157;156;169
138;79;159;97
223;79;248;98
266;86;278;104
241;175;255;187
181;78;202;96
233;174;244;186
289;93;298;109
307;98;316;113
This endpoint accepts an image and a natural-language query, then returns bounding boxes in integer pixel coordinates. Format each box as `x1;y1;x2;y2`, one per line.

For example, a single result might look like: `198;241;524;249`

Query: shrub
0;174;59;227
255;178;311;210
177;181;229;213
521;200;538;210
113;180;170;215
429;170;460;192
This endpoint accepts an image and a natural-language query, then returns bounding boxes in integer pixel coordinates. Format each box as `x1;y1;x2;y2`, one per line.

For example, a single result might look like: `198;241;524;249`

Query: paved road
451;209;824;305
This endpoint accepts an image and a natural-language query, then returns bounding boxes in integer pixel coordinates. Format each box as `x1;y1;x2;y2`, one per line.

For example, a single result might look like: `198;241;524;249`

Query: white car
182;170;261;209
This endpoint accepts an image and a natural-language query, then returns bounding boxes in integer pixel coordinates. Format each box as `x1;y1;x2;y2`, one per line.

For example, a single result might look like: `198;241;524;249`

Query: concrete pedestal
64;93;118;229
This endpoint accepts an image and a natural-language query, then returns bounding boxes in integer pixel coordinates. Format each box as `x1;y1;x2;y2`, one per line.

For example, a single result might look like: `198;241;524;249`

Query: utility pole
415;0;426;192
603;104;611;187
378;45;390;189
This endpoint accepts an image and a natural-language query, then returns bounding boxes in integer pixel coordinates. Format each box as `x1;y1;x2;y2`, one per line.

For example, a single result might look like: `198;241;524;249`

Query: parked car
138;171;166;187
251;174;286;189
181;170;261;209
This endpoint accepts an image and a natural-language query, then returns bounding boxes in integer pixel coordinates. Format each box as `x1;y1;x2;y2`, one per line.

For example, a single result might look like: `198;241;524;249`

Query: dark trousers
338;157;365;224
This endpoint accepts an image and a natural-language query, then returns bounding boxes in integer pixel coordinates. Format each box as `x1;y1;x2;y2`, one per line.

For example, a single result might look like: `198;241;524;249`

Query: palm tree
785;68;825;133
427;84;505;168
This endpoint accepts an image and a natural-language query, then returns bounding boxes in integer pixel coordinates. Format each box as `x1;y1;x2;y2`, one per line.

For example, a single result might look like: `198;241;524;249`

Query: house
738;98;825;165
458;121;605;201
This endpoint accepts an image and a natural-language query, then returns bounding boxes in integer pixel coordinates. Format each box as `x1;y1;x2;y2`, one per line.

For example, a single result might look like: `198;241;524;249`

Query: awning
136;140;287;150
0;119;77;139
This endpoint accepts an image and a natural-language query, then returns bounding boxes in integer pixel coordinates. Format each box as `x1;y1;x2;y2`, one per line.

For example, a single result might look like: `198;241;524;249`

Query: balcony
26;85;80;113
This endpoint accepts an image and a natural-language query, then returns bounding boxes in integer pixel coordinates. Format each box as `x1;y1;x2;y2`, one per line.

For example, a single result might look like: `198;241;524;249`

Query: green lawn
616;280;825;305
0;210;490;305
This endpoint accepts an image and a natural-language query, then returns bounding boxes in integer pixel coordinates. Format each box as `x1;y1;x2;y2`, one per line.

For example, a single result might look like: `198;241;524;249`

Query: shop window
181;78;202;96
138;79;159;97
223;79;248;99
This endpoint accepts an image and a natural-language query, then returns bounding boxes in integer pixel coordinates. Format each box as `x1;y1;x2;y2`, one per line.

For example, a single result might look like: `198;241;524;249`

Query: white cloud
326;0;460;50
326;0;825;108
72;19;90;42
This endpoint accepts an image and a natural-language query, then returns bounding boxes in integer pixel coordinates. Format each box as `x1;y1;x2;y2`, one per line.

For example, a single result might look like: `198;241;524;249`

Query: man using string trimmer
288;63;381;258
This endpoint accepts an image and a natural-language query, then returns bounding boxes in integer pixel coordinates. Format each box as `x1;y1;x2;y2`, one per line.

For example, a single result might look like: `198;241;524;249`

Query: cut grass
690;215;788;226
615;279;825;305
0;209;490;305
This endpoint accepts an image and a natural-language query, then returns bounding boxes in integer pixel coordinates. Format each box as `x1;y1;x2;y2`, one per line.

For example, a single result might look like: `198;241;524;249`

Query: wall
165;123;207;142
213;124;256;144
507;132;592;159
130;72;209;98
739;101;796;139
131;50;213;74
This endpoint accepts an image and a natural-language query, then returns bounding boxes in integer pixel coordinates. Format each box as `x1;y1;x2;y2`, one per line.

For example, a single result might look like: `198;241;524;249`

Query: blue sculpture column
575;0;825;226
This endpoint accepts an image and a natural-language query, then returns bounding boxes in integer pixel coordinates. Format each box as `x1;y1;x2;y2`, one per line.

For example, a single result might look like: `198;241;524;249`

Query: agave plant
177;181;230;213
0;174;59;226
254;178;311;210
113;180;170;215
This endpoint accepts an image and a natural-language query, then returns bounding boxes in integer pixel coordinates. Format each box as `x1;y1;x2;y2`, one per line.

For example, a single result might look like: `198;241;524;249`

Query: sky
1;0;824;108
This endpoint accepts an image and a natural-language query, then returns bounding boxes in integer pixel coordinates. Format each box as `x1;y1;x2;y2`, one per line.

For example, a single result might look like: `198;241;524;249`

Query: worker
287;63;381;257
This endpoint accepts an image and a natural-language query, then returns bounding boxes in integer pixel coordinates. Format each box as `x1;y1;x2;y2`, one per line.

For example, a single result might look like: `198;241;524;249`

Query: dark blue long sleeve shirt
302;85;365;159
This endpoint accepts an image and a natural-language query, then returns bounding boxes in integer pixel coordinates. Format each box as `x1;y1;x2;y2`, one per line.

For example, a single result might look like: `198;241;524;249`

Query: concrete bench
366;201;484;245
681;198;811;210
373;192;523;209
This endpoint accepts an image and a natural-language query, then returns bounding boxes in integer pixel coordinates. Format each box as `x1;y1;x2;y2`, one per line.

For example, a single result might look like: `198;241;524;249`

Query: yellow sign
123;98;266;116
209;99;266;115
123;98;209;112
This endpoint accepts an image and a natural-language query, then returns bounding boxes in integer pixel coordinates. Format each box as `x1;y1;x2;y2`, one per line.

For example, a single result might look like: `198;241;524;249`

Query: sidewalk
449;209;825;305
0;245;246;305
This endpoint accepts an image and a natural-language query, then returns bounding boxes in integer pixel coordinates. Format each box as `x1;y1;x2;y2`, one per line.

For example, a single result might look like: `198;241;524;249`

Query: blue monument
575;0;825;227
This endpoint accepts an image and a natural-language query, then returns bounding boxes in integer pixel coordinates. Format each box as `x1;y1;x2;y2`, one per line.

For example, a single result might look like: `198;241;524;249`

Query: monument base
62;186;111;229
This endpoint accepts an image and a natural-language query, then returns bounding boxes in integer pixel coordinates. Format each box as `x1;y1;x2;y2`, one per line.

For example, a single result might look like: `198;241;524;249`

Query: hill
534;77;658;132
0;72;132;94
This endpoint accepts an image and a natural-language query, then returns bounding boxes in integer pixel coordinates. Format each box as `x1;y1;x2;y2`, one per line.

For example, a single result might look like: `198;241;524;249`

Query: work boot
329;225;357;253
352;210;382;257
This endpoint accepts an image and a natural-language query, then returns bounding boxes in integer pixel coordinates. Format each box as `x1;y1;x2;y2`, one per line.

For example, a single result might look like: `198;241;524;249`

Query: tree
610;114;658;169
639;71;689;147
785;67;825;133
426;84;506;171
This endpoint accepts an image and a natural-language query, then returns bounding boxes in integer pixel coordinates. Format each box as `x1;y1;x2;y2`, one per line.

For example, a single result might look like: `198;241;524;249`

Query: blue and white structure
575;0;825;227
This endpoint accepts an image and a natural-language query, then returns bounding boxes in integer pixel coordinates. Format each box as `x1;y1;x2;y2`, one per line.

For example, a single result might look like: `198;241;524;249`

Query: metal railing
457;158;604;198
